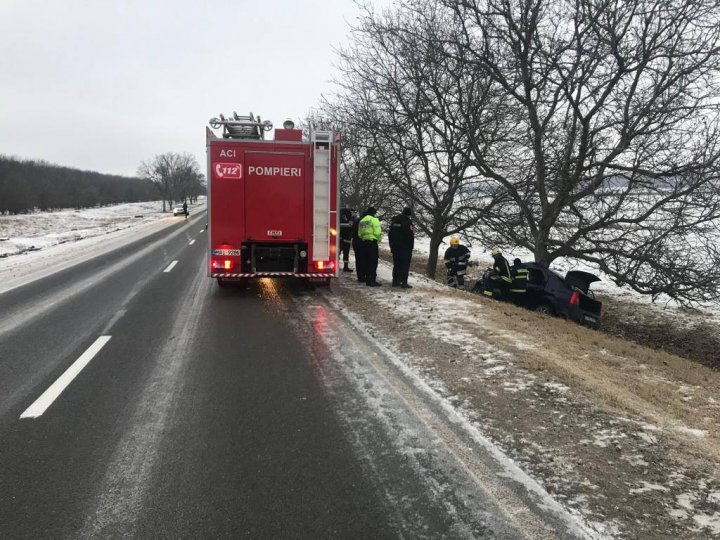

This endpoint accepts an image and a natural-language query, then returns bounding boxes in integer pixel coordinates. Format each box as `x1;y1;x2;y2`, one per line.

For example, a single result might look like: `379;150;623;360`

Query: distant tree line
0;155;157;214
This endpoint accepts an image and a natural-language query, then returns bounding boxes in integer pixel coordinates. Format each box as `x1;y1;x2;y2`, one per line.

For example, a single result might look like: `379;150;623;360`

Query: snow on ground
2;202;718;536
330;257;720;538
0;200;205;294
412;233;720;327
0;200;195;257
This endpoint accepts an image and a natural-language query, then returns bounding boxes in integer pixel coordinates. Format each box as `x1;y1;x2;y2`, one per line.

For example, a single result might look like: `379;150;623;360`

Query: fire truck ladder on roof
208;112;273;140
312;131;332;261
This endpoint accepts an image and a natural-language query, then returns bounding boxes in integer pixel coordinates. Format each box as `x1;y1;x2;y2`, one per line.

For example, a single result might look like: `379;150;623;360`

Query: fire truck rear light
211;259;234;270
569;291;580;306
313;261;335;270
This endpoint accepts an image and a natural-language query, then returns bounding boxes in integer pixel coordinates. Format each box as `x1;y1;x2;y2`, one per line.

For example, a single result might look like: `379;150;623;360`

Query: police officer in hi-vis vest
358;207;382;286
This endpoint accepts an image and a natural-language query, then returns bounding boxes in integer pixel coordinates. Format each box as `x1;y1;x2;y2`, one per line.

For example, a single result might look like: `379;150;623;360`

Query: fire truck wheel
217;278;228;288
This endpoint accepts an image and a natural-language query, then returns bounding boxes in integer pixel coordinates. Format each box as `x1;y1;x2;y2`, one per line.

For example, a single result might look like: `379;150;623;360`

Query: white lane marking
199;229;204;233
20;336;112;419
188;239;196;245
163;260;178;273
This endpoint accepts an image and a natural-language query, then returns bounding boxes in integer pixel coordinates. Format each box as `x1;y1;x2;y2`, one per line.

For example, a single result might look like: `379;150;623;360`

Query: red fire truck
206;112;340;287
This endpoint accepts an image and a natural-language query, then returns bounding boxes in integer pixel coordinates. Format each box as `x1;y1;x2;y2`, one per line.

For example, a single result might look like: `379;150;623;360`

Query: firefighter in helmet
444;235;471;288
358;207;382;286
339;207;354;272
483;247;513;299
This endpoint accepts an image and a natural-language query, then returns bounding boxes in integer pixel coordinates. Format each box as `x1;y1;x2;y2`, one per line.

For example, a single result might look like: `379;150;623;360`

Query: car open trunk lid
565;271;600;294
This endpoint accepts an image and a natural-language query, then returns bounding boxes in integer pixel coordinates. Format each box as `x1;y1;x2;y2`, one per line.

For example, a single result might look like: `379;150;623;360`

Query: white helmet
491;247;502;256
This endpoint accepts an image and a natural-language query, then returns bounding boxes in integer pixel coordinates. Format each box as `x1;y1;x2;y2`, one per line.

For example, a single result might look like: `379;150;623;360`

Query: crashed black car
476;262;603;328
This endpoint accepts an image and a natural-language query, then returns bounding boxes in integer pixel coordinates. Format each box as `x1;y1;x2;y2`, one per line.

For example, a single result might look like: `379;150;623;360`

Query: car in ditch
477;262;603;328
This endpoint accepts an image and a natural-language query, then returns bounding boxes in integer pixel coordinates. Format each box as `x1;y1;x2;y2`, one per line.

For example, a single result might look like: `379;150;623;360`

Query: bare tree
302;109;399;213
332;3;505;277
138;152;202;212
436;0;720;303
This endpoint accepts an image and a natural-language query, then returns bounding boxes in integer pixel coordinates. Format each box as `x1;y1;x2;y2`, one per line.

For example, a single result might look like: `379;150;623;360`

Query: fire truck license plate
267;230;283;237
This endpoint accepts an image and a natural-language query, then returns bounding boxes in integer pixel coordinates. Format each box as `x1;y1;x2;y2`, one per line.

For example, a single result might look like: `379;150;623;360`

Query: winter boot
343;262;353;272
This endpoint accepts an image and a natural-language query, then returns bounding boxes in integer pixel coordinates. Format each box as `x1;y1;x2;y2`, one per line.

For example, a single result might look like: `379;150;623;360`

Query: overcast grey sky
0;0;375;177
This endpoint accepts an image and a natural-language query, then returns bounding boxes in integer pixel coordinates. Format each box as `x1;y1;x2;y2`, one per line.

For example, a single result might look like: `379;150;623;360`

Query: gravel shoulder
333;253;720;538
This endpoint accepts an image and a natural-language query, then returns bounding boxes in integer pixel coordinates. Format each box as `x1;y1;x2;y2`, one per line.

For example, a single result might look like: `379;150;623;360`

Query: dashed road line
20;336;112;419
189;240;196;245
163;261;178;273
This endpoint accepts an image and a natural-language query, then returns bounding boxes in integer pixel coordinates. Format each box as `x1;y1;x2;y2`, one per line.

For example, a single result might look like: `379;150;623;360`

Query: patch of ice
693;512;720;535
542;382;570;394
636;431;658;445
484;365;506;376
669;508;688;519
673;426;708;438
592;429;626;448
502;377;535;393
629;481;669;494
621;454;649;467
677;493;697;511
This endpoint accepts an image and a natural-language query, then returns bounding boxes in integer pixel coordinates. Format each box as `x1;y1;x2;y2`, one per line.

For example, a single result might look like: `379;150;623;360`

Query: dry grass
379;248;720;464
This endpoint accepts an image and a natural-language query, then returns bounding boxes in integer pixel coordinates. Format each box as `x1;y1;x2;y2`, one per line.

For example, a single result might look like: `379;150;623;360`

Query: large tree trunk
426;229;445;278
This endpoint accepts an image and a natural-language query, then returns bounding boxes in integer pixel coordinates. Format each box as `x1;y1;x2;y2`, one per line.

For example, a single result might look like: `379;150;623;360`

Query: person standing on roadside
351;211;365;282
389;207;415;288
182;200;188;220
443;236;471;288
358;207;382;287
339;207;354;272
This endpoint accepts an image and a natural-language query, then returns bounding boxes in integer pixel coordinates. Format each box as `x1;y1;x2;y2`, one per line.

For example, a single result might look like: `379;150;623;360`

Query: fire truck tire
217;278;228;288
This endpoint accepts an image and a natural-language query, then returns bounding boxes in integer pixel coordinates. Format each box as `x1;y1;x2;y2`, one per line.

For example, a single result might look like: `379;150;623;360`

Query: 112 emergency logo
214;163;242;179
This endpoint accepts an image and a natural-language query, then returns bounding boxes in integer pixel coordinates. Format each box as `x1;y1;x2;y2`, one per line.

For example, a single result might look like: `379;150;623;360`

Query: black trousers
363;240;379;284
340;239;351;263
352;240;365;281
392;249;412;285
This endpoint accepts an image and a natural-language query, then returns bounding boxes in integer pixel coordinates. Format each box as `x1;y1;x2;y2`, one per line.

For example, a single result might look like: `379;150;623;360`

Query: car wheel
534;303;553;316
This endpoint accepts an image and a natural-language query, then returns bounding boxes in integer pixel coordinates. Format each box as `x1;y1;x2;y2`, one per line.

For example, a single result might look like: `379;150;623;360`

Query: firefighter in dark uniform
182;200;188;220
358;207;382;286
339;207;354;272
483;247;513;299
510;257;528;304
444;236;471;288
389;207;414;288
351;212;365;282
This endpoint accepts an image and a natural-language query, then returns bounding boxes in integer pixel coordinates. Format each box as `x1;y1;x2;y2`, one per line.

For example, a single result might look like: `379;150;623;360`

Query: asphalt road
0;211;578;539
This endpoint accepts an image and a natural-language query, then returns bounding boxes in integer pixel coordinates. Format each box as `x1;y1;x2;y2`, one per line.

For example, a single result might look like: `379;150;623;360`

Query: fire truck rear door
244;152;305;241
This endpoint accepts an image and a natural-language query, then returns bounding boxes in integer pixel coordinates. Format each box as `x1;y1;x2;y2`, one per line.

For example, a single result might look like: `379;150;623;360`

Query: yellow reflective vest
358;215;382;242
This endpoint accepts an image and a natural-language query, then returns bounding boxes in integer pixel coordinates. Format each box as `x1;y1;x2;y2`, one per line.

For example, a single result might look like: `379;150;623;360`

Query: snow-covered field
0;200;205;294
0;201;187;257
